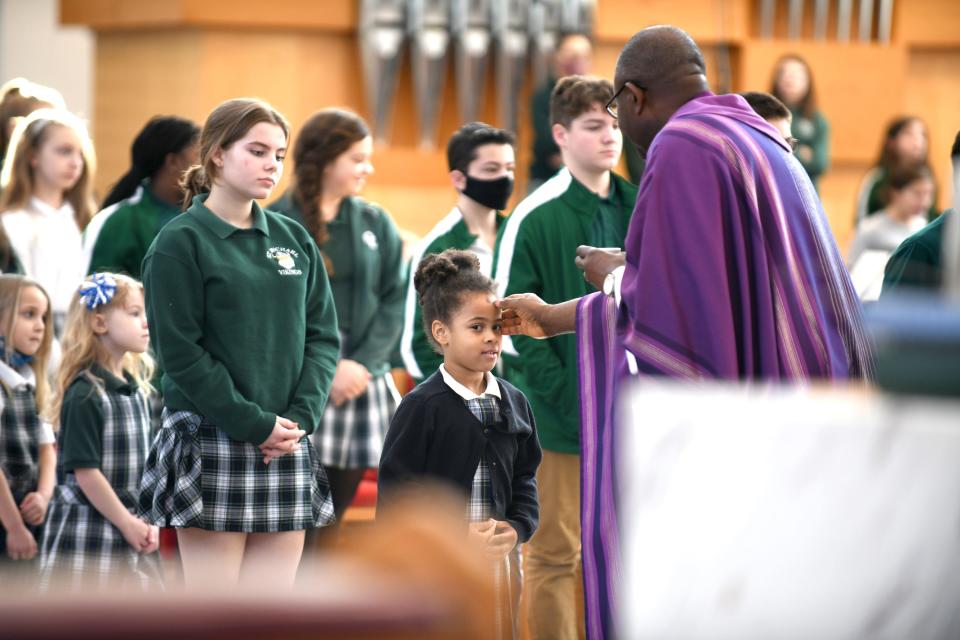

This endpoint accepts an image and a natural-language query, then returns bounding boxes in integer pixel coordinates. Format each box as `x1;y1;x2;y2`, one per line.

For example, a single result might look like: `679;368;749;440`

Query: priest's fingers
575;245;598;259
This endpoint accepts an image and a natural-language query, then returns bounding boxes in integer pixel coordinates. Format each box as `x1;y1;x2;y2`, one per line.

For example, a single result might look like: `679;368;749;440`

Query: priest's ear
623;82;646;115
431;320;451;350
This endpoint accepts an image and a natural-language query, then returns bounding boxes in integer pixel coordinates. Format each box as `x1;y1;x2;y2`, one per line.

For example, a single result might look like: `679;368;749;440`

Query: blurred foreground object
2;488;495;639
870;207;960;397
618;381;960;639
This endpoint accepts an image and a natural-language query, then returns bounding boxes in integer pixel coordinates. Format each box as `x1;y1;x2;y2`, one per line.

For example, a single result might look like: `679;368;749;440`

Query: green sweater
270;191;405;376
495;168;637;453
142;195;340;445
881;208;955;295
87;180;182;278
399;208;506;380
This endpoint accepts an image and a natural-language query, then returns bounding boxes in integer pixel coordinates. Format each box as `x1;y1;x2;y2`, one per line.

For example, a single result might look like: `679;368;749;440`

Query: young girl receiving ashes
0;275;55;567
39;273;162;589
378;250;542;639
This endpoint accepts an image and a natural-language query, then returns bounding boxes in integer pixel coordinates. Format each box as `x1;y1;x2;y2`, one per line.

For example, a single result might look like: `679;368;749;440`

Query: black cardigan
377;371;542;543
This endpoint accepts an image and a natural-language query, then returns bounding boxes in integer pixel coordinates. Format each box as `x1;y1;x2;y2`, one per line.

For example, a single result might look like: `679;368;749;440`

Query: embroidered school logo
266;247;303;276
362;230;378;251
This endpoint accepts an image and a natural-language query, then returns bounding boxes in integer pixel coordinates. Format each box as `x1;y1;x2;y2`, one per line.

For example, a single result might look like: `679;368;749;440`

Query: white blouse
2;197;86;316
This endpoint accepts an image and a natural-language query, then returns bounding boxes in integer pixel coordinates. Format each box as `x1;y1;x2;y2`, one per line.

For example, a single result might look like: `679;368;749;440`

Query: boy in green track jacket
400;122;517;382
494;75;637;640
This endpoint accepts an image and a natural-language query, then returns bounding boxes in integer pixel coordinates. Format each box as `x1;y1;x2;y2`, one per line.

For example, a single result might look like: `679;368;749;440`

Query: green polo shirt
59;367;138;471
88;180;182;278
142;195;340;445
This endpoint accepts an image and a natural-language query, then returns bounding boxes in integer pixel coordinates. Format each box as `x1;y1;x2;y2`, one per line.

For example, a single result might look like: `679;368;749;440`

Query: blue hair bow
79;273;117;310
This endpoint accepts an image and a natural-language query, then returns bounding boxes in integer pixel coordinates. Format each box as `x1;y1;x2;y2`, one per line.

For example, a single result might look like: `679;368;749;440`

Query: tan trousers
523;450;584;640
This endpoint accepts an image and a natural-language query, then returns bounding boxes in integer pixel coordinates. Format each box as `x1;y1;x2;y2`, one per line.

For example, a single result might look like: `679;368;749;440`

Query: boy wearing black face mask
400;122;516;383
493;75;637;640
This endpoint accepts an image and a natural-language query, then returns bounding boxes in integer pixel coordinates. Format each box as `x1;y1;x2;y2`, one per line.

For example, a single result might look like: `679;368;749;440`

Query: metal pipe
759;0;775;39
359;0;407;144
858;0;875;42
878;0;894;43
409;0;450;148
837;0;853;42
813;0;829;40
788;0;805;40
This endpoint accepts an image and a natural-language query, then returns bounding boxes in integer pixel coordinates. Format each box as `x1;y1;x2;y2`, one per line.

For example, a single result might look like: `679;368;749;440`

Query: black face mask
462;175;514;211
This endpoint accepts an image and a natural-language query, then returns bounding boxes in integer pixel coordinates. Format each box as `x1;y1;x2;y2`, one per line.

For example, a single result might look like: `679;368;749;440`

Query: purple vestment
577;93;874;639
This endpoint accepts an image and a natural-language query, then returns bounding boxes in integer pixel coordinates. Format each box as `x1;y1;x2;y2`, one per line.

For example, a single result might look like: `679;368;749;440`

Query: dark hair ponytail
414;249;496;352
101;115;200;209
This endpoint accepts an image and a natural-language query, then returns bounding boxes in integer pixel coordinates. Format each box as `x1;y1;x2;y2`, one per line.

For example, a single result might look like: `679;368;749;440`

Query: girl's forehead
456;290;499;315
239;121;287;148
41;122;81;144
18;285;47;306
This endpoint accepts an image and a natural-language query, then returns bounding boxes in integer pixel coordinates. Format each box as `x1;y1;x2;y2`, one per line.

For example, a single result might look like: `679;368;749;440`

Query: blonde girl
39;273;161;589
0;275;55;566
137;98;339;589
0;108;96;334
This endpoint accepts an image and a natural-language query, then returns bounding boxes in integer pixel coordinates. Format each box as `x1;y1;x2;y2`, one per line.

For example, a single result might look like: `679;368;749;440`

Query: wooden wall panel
62;0;355;31
903;48;960;213
594;0;750;44
895;0;960;47
94;31;205;199
736;39;909;164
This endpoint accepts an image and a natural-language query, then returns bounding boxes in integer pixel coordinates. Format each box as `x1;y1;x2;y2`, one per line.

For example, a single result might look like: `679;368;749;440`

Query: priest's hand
496;294;552;338
575;245;625;290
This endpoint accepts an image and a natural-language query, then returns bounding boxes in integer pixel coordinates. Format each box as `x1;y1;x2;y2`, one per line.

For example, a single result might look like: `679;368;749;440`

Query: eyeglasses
605;81;646;119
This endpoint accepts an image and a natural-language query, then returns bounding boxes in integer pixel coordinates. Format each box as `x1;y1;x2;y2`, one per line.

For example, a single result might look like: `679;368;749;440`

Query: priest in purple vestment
497;26;874;640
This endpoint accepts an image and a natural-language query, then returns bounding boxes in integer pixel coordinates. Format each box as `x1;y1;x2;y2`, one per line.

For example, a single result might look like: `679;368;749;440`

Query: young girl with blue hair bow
39;272;162;590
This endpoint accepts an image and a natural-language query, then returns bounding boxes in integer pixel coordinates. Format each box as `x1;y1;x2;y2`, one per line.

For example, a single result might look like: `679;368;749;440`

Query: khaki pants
524;450;584;640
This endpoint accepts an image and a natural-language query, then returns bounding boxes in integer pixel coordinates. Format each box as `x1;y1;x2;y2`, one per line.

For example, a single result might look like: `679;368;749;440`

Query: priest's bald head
611;26;710;155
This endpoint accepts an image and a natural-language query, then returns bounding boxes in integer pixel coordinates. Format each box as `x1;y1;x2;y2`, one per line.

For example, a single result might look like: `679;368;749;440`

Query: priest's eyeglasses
605;81;646;119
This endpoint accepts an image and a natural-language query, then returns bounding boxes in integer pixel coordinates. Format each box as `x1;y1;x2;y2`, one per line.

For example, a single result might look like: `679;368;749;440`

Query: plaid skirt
314;373;398;469
39;483;162;591
467;461;523;640
137;409;336;532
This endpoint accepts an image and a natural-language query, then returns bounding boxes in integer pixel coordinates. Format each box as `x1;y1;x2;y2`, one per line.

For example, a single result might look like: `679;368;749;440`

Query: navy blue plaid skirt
137;410;336;533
